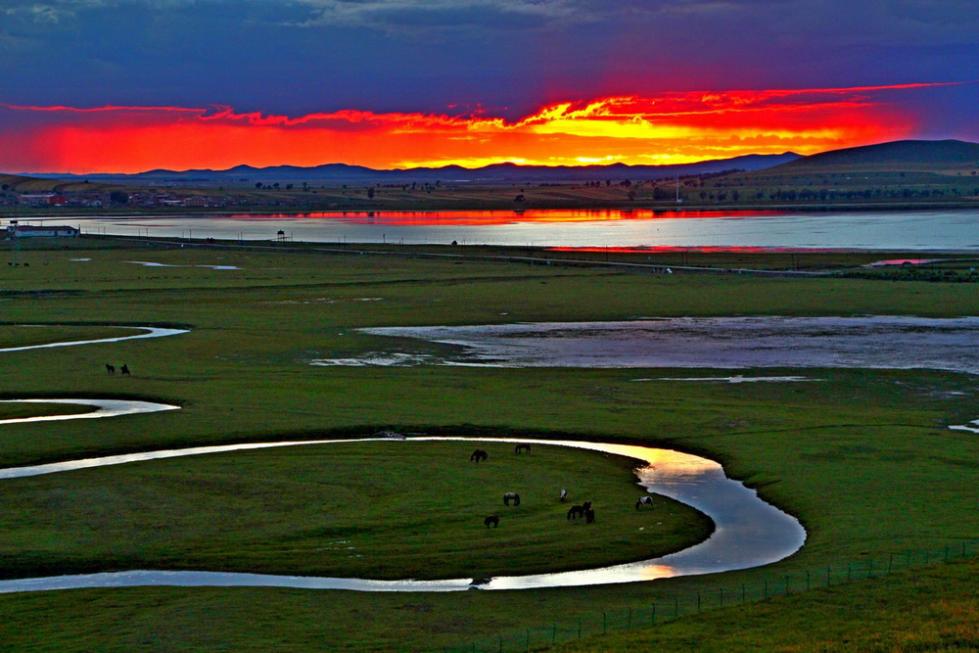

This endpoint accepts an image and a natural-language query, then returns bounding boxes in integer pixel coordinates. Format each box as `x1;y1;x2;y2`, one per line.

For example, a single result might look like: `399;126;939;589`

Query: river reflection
33;208;979;249
0;436;804;593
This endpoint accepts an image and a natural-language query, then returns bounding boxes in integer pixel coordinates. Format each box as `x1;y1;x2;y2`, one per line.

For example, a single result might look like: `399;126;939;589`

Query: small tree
109;191;129;205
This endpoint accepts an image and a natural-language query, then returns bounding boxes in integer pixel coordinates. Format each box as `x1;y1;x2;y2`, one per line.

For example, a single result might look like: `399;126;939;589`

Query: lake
351;316;979;374
25;208;979;250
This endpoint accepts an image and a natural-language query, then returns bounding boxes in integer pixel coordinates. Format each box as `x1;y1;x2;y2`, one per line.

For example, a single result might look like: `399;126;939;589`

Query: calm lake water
356;317;979;374
27;208;979;250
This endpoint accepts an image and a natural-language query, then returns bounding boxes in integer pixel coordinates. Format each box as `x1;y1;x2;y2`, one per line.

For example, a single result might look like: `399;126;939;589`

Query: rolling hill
771;139;979;173
16;152;800;186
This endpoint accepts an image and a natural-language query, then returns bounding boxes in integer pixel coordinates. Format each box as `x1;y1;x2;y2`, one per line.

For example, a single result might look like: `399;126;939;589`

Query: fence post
651;604;656;625
806;569;811;591
697;592;701;613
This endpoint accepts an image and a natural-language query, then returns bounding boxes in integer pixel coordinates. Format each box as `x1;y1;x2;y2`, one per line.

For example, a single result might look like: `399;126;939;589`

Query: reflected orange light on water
226;209;787;227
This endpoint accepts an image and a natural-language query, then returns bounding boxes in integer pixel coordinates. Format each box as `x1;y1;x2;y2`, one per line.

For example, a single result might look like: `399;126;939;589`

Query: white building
5;222;80;238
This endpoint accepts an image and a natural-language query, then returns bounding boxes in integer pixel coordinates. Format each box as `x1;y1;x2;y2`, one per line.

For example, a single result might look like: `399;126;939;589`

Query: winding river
0;321;807;593
0;326;188;354
0;436;805;593
0;398;179;425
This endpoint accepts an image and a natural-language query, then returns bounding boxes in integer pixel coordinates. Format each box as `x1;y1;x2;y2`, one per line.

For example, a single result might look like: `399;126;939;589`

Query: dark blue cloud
0;0;976;136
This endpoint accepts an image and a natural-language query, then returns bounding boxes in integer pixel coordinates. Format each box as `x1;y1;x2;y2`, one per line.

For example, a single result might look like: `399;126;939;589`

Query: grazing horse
514;443;532;455
105;363;115;375
120;364;131;376
567;501;591;520
484;515;499;528
585;508;595;524
636;495;654;510
469;449;488;463
503;492;521;507
559;488;568;502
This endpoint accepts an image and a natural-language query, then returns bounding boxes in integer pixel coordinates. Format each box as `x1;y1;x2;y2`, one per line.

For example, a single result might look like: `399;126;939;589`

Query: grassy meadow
0;237;975;651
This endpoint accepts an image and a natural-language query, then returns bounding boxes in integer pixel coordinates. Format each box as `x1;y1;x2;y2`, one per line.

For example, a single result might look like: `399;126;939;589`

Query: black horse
105;363;115;375
585;508;596;524
503;492;521;507
484;515;499;528
514;443;532;455
567;500;592;520
470;449;488;463
120;364;131;376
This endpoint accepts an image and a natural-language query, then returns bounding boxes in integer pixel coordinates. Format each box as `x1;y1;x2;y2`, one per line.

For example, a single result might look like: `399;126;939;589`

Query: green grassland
554;558;978;653
0;441;711;580
0;401;94;421
0;239;975;651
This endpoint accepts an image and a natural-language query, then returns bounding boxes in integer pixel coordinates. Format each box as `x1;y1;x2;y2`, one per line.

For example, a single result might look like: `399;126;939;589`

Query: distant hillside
19;152;800;186
773;139;979;172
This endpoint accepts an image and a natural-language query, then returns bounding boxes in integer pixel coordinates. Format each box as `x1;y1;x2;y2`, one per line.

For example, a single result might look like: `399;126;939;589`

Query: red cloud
0;82;954;173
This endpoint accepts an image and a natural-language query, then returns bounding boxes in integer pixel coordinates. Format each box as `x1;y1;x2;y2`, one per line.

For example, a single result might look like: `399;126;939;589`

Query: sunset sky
1;1;977;173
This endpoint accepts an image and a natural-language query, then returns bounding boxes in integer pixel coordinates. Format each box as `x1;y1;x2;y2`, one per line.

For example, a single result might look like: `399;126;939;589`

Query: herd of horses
473;445;655;529
105;363;131;376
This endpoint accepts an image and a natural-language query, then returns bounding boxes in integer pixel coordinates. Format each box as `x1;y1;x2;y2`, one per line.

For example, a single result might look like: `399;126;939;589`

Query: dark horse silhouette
503;492;521;507
636;495;653;510
567;500;592;520
484;515;499;528
120;364;131;376
105;363;115;375
514;443;532;455
470;449;488;463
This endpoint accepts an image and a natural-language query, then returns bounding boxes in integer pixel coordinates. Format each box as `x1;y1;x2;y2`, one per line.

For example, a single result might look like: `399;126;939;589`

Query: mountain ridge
17;153;801;184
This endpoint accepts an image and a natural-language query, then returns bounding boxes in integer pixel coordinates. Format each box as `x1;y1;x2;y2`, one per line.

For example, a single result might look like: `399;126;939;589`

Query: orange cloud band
0;83;951;173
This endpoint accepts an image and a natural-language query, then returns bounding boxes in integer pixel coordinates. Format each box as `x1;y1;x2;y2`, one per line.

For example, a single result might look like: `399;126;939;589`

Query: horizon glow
0;83;959;174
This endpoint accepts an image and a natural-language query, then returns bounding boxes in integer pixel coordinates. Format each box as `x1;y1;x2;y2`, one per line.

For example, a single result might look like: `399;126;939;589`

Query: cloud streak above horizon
0;83;964;173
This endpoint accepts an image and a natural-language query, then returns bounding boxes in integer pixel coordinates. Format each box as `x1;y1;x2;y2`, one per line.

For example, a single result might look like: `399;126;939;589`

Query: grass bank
0;242;974;651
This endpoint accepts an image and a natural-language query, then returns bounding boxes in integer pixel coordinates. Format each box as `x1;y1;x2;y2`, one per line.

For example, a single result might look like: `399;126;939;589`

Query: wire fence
441;540;977;653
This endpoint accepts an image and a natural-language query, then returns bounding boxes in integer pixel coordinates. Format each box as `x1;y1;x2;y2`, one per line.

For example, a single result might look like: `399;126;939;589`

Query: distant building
182;196;210;208
16;193;57;206
5;222;80;238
